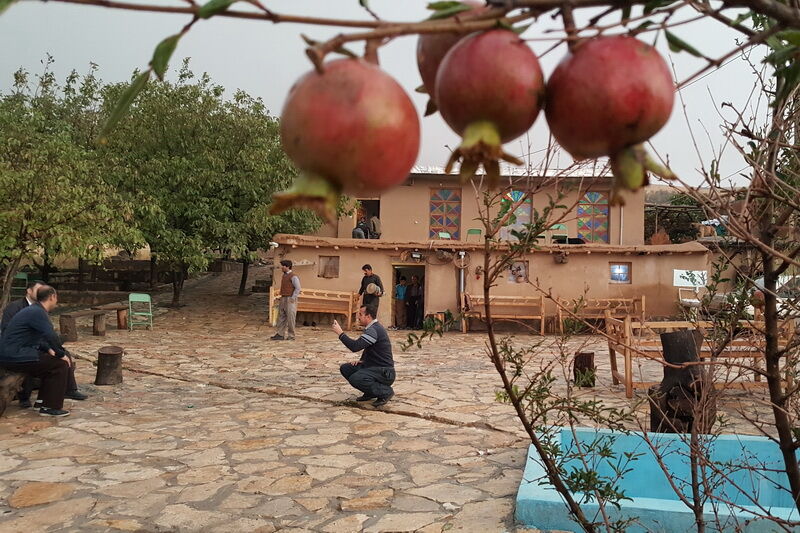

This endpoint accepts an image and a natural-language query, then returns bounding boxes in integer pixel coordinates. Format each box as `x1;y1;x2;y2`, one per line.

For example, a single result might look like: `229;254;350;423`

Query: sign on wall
673;269;708;287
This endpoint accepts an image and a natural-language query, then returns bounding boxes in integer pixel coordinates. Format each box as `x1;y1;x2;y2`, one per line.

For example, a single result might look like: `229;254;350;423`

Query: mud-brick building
271;172;710;328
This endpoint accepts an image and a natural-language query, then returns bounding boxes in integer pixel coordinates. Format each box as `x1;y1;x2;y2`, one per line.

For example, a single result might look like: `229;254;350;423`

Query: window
499;190;532;242
429;188;462;240
318;256;340;278
577;191;610;243
610;262;631;284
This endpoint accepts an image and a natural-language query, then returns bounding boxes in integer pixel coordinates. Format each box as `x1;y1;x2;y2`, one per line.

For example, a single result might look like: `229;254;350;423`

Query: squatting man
332;304;395;407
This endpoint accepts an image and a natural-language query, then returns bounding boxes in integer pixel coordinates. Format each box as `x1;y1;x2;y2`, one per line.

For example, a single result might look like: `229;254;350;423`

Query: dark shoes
66;390;88;401
19;399;32;409
373;392;394;407
39;407;70;417
355;394;375;402
270;335;284;341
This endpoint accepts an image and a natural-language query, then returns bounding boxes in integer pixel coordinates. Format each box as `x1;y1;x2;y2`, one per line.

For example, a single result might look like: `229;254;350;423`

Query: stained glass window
429;188;461;239
577;191;609;243
499;190;532;242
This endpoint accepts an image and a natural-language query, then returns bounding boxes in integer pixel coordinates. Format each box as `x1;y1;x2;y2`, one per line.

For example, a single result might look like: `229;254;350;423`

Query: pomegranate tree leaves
98;70;151;144
198;0;239;19
665;30;702;57
427;2;472;20
0;0;17;16
150;34;181;81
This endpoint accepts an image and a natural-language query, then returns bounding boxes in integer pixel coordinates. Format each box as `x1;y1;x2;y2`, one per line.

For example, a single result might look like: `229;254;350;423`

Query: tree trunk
0;254;23;312
149;255;157;288
95;346;123;385
78;257;86;291
238;258;249;296
41;248;51;283
171;270;183;307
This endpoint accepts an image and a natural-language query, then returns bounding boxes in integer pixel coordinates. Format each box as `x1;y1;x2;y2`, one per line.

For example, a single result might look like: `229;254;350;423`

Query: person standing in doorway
393;276;407;329
369;214;382;239
358;264;384;310
271;260;300;341
406;274;422;329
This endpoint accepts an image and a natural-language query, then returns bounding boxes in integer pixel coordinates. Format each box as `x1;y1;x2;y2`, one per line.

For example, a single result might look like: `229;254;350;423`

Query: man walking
0;286;71;417
358;264;384;310
271;260;300;341
333;305;395;407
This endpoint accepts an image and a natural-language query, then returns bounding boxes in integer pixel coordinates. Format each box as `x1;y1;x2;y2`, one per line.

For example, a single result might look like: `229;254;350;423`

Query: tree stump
60;314;78;342
95;346;124;385
573;351;596;387
649;329;716;434
116;309;128;330
93;313;106;337
0;369;25;417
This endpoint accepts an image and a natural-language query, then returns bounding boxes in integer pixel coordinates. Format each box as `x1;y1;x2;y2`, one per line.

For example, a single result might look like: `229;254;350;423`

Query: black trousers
406;296;420;329
18;353;77;401
340;363;395;399
1;352;69;409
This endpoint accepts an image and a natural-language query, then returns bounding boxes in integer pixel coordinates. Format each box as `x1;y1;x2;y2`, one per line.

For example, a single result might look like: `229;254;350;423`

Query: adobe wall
274;244;709;327
325;175;645;245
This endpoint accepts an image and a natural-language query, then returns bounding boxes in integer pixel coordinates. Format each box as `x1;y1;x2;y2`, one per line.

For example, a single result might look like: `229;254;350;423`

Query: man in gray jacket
333;304;395;407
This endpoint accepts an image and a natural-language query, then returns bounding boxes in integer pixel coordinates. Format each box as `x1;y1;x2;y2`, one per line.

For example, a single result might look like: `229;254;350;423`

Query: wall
315;174;645;245
275;242;709;326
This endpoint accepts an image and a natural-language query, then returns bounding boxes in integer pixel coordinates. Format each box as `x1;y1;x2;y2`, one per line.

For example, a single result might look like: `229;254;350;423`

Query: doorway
356;199;381;238
391;264;425;329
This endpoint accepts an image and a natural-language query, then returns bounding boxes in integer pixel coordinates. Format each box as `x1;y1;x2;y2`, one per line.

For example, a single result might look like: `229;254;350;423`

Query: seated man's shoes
354;394;375;402
39;407;70;417
18;399;32;409
270;334;285;341
66;390;88;401
373;392;394;407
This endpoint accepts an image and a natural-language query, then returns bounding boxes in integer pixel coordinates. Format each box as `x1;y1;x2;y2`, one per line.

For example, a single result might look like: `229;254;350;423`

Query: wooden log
0;370;25;417
93;313;107;337
60;315;78;342
95;346;124;385
573;351;596;387
116;309;128;330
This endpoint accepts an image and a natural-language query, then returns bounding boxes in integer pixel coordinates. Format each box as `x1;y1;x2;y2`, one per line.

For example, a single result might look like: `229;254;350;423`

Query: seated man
333;305;395;407
0;286;71;417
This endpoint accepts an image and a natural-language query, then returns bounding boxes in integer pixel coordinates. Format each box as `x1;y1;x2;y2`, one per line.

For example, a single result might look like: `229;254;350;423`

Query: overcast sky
0;1;769;186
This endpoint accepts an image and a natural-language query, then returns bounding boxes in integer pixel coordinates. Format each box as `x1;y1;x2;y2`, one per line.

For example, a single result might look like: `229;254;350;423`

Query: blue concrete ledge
516;428;800;532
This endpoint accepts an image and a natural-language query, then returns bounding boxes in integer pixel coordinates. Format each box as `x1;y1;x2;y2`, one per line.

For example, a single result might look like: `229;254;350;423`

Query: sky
0;1;770;187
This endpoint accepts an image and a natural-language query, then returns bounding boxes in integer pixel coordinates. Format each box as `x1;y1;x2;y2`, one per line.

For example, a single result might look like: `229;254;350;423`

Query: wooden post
0;370;25;417
116;309;128;330
573;352;596;387
95;346;124;385
60;314;78;342
93;313;107;337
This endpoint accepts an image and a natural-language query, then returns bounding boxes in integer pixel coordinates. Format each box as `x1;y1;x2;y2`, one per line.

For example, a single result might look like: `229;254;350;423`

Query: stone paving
0;267;776;532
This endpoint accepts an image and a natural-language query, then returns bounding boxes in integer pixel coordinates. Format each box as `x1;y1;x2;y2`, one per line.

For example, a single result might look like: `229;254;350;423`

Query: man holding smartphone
333;304;395;407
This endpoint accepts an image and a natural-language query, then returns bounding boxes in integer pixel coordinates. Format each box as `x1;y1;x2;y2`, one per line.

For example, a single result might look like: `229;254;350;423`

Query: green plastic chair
128;293;153;330
466;228;482;242
548;223;568;244
437;231;452;240
10;272;28;299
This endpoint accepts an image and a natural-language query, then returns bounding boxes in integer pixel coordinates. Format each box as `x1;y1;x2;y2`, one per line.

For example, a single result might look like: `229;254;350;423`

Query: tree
0;60;139;309
102;60;320;305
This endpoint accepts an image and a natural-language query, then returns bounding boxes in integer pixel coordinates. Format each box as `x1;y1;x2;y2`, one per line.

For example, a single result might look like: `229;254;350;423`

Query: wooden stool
573;351;596;387
95;346;124;385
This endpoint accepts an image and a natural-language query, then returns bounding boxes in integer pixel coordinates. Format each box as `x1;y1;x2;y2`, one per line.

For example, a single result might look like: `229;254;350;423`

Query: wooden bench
461;293;546;335
60;310;107;342
92;303;129;330
558;296;645;333
605;313;794;398
0;369;25;417
269;287;360;330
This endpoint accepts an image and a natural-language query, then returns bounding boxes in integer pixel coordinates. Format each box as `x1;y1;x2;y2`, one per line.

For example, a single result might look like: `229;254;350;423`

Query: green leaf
643;0;676;14
776;30;800;46
764;46;799;67
428;3;472;20
0;0;17;16
620;5;631;24
198;0;238;19
427;1;463;10
150;34;181;80
665;30;702;57
359;0;369;7
98;70;151;143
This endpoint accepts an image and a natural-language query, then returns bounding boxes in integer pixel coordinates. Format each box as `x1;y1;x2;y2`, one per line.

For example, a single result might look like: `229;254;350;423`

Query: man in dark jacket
0;286;71;416
333;305;395;407
0;281;87;406
358;264;384;310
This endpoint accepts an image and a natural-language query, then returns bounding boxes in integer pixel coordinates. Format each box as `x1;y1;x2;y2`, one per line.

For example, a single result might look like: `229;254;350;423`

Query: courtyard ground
0;267;774;532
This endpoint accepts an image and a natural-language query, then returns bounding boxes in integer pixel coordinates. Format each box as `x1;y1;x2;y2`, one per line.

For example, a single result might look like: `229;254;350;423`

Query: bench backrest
465;293;545;312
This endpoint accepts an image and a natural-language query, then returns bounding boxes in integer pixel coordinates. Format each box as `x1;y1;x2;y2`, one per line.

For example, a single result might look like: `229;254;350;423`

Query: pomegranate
545;35;675;203
416;1;488;115
272;59;420;221
435;29;545;185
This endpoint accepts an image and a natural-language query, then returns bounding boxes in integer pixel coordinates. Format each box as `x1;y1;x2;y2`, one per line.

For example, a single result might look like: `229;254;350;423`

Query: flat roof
273;234;709;255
